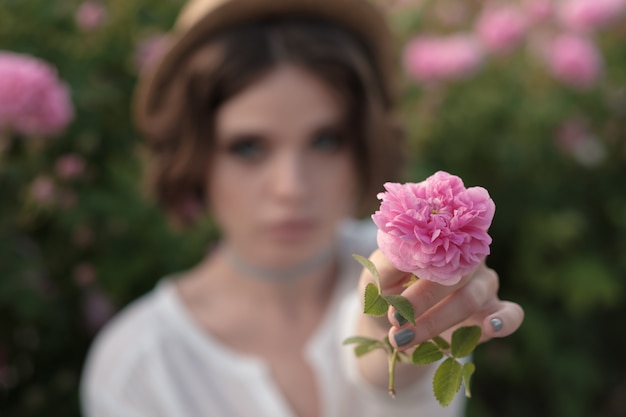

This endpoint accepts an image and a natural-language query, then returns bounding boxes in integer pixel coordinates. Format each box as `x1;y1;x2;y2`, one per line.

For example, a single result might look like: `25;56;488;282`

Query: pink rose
433;2;471;27
558;0;626;33
403;34;484;84
373;0;425;12
555;118;606;166
29;176;56;204
74;263;97;287
523;0;554;24
134;34;169;74
57;188;78;209
81;288;115;333
476;6;528;53
372;171;495;286
0;51;74;137
545;34;603;89
75;1;107;31
174;197;204;226
55;153;85;180
73;226;94;248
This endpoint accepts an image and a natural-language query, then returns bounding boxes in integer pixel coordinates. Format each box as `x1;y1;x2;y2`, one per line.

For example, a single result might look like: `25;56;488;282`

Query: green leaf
433;358;463;407
411;341;443;365
342;336;380;345
353;254;382;292
363;283;389;316
432;336;450;350
354;341;384;357
342;336;385;357
462;362;476;398
383;294;415;326
450;326;482;358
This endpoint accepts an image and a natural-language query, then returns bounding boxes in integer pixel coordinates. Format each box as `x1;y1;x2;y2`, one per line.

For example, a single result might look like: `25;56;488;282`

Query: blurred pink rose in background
372;0;425;12
74;263;97;287
403;34;484;84
0;52;74;137
54;153;85;180
75;0;107;31
57;188;78;209
73;226;95;248
372;171;495;286
476;5;529;53
523;0;554;24
29;176;56;204
545;34;603;89
556;118;606;166
134;34;169;74
81;288;115;333
558;0;626;33
433;2;471;27
174;197;205;226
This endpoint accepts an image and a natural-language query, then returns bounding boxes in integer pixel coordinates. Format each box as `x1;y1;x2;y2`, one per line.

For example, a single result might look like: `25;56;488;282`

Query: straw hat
133;0;396;132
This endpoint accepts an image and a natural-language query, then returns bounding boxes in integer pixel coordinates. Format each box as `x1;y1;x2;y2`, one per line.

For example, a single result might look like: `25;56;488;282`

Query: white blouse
80;220;465;417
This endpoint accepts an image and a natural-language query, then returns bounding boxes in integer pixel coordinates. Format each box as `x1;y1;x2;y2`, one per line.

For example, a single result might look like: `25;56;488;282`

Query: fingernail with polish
393;328;415;347
393;311;408;326
490;317;503;332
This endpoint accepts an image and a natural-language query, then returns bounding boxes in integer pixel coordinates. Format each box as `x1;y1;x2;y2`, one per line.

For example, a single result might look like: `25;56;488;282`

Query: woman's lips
265;219;316;242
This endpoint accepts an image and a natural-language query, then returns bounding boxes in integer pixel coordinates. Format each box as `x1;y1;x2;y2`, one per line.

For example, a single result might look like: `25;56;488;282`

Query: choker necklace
225;246;336;282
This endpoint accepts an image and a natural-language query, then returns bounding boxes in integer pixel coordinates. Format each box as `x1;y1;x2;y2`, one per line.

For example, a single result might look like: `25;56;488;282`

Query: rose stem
388;348;399;399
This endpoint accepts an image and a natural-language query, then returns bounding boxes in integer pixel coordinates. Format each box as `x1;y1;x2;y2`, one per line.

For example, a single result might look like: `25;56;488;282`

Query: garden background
1;0;625;416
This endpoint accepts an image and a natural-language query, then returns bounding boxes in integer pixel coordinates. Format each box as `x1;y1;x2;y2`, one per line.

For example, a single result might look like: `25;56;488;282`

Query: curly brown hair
134;16;405;227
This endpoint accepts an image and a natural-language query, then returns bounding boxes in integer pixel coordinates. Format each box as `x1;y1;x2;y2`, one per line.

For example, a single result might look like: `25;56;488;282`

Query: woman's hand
359;249;524;351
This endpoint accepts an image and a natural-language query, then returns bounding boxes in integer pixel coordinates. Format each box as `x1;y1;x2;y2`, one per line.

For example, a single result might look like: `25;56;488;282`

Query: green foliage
462;363;476;399
352;254;382;291
432;335;450;350
433;358;463;407
389;1;626;416
411;341;442;365
450;326;481;359
343;336;387;358
383;295;415;326
414;326;481;405
355;254;416;324
1;0;625;416
363;283;389;317
0;1;214;416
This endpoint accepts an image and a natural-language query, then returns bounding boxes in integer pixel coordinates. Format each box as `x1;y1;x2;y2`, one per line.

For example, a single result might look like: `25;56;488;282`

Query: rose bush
0;2;214;416
1;0;625;416
0;51;74;137
380;1;626;416
372;171;495;286
403;34;484;84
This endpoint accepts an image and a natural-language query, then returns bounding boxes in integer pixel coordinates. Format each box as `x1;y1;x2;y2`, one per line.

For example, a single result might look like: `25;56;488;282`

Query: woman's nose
270;152;309;201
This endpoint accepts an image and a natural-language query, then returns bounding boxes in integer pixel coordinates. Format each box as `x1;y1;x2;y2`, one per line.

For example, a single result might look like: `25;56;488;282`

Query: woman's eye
311;130;345;152
227;139;263;159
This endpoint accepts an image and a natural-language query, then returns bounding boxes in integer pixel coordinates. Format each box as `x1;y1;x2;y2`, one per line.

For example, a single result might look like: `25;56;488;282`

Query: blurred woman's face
208;64;358;269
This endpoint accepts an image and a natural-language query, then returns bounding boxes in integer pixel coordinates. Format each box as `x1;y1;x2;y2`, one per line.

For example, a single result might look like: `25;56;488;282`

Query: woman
81;0;524;416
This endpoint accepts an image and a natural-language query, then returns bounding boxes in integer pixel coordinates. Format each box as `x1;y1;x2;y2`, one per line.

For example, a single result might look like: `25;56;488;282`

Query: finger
434;300;525;343
388;263;496;327
480;300;525;340
388;269;498;349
